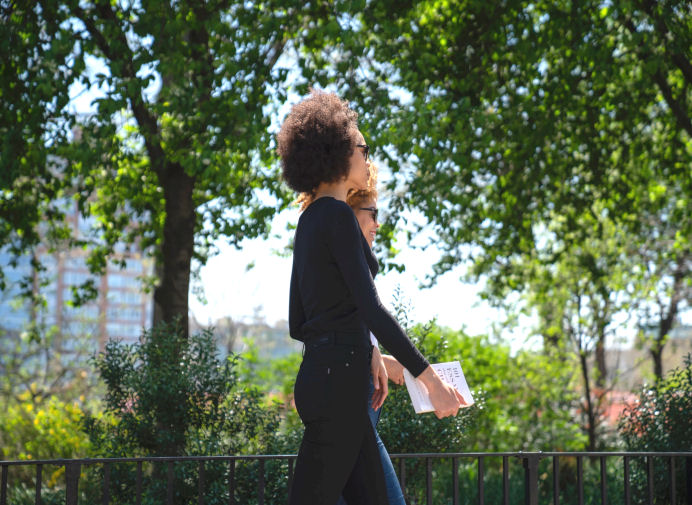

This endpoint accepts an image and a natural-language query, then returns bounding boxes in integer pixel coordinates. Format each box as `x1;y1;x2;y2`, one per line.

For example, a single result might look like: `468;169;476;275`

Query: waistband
303;330;372;351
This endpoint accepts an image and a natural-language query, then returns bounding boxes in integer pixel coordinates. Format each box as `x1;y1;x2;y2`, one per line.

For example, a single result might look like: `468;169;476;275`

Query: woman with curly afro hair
278;89;464;505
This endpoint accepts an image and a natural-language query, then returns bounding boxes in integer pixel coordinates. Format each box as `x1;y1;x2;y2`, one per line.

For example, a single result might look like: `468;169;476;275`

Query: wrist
418;365;442;388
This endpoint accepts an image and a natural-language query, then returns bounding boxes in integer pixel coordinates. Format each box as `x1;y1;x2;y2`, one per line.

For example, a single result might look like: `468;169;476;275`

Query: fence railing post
647;456;654;505
1;464;7;505
287;458;294;504
65;462;81;505
166;461;174;505
102;462;110;505
502;456;509;505
577;455;584;505
670;457;676;505
522;453;540;505
258;459;265;505
452;457;459;505
600;456;607;505
624;456;631;505
398;458;406;499
198;460;205;505
552;456;559;505
136;461;142;505
228;459;236;505
426;457;432;505
686;457;692;505
35;464;42;505
478;456;485;505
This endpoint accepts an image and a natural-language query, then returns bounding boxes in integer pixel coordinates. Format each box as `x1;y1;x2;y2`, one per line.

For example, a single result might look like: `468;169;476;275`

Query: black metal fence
1;452;690;505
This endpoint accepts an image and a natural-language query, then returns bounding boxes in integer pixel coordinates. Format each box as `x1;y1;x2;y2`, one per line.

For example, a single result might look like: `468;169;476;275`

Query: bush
0;391;94;501
618;353;692;505
0;391;92;462
374;317;589;504
81;319;299;505
427;326;586;453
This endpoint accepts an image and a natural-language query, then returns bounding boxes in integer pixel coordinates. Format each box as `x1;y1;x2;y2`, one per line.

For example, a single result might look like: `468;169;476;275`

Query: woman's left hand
370;345;389;411
382;354;405;385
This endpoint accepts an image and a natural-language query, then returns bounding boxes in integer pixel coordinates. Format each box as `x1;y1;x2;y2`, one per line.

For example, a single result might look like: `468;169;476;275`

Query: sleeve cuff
411;357;430;379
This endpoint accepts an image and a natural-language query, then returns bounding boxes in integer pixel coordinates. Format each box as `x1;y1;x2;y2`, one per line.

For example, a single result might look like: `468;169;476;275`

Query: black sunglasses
356;143;370;161
359;206;378;222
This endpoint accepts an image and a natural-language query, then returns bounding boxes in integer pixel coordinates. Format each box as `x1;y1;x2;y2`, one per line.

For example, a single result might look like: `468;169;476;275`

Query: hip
294;339;373;422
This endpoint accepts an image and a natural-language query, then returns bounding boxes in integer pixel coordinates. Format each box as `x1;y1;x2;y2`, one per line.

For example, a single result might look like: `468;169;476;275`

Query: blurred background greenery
1;0;690;503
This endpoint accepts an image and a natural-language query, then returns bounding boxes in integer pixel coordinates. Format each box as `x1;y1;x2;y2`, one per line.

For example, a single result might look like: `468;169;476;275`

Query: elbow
360;301;385;328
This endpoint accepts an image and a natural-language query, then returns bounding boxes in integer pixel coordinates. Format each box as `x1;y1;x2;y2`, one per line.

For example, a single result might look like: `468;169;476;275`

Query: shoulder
298;197;358;240
321;197;354;217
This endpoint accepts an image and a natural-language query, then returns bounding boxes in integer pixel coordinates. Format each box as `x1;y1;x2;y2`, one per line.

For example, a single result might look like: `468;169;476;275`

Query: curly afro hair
277;89;359;194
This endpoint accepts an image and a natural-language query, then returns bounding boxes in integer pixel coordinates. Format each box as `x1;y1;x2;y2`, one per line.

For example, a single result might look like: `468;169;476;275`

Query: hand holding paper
403;361;475;414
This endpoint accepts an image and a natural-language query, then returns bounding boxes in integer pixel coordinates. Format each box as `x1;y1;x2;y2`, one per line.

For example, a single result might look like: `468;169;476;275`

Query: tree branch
659;253;690;342
69;3;167;174
622;18;692;137
651;66;692;137
638;0;692;87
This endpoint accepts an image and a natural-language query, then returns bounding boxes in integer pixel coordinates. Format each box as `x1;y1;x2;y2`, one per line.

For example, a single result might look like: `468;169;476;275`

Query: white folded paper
403;361;475;414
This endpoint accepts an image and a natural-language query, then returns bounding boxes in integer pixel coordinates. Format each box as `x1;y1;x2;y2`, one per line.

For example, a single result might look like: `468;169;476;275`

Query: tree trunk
594;337;607;389
651;256;687;382
650;344;663;382
152;259;164;328
153;163;195;338
579;350;597;452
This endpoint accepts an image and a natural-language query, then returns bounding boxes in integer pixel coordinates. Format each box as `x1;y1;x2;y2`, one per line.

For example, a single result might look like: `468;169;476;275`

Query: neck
313;180;351;202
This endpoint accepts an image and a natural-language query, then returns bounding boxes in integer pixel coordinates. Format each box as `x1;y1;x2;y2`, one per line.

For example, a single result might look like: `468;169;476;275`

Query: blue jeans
336;374;406;505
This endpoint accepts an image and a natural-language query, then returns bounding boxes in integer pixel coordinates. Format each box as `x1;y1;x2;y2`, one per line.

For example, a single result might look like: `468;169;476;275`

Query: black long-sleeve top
289;196;429;378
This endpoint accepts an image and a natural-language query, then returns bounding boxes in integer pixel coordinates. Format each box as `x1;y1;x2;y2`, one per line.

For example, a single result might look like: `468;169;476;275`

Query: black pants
289;336;388;505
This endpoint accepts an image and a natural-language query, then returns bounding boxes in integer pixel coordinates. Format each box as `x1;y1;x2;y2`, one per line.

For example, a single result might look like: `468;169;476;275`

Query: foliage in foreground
80;320;300;505
618;354;692;505
3;317;687;504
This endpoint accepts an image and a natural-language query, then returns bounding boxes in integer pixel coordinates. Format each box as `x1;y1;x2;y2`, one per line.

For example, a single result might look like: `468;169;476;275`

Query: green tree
297;0;690;324
0;2;75;299
0;391;93;466
630;188;691;381
86;321;253;457
0;1;335;336
311;0;691;399
326;0;691;283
